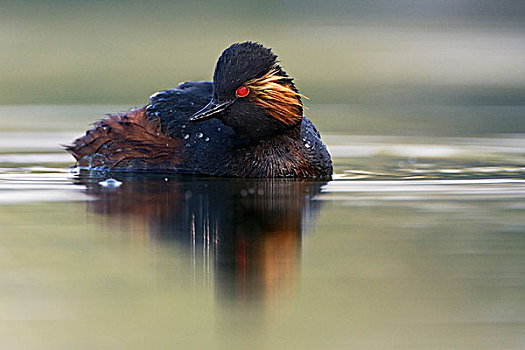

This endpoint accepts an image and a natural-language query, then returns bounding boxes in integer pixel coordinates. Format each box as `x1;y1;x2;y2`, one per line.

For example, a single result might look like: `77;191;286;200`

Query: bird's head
190;42;305;140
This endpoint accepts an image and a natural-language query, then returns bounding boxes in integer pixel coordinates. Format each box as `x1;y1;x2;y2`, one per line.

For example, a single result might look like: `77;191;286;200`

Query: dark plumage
66;42;332;178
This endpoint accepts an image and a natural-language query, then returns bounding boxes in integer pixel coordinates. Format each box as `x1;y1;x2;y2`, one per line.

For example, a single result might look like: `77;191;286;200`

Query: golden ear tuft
245;68;306;126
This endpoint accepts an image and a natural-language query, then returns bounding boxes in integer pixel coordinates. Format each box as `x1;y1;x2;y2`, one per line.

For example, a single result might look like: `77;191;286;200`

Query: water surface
1;105;525;349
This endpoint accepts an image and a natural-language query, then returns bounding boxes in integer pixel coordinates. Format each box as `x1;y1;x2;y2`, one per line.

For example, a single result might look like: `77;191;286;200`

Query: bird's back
67;81;237;173
146;81;241;173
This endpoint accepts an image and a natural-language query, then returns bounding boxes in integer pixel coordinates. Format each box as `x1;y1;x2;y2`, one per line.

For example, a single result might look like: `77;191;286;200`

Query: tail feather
65;107;182;170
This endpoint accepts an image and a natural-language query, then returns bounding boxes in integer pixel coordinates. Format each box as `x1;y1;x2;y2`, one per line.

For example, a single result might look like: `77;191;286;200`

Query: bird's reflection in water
77;173;326;303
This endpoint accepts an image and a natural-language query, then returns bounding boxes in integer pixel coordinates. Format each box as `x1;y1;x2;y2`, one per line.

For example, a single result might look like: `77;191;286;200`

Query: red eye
236;86;249;98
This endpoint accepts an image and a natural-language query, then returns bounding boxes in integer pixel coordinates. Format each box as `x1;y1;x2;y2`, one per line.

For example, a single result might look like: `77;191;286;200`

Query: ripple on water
0;167;90;204
321;178;525;204
0;133;523;204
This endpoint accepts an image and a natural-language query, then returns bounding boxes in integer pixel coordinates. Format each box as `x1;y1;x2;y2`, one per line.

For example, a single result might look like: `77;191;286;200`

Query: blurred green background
1;0;524;135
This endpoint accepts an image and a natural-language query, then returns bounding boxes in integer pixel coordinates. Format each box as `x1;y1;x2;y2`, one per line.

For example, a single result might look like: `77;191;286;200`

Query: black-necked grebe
66;42;332;178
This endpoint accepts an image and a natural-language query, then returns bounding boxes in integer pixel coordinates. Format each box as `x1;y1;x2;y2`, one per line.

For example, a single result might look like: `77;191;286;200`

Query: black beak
189;99;233;122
